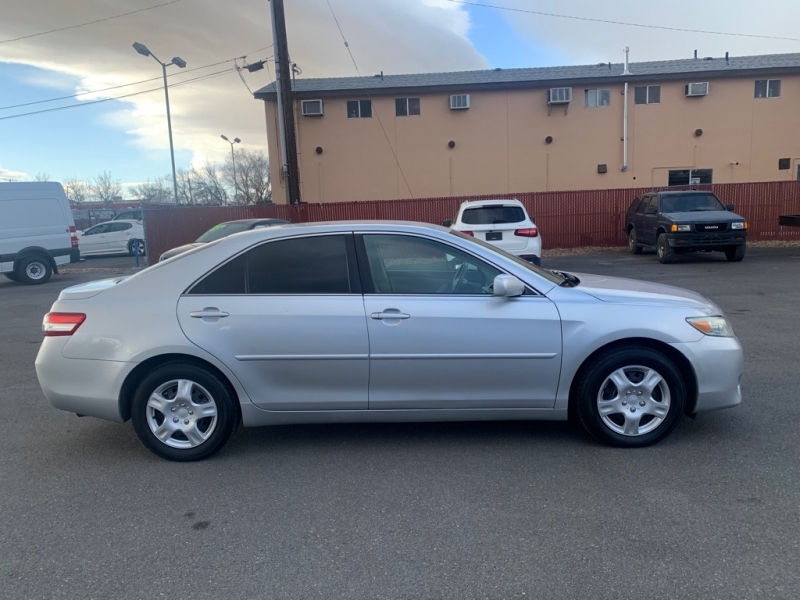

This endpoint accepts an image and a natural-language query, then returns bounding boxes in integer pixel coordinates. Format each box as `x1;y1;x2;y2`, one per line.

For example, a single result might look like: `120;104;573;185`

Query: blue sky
0;63;192;185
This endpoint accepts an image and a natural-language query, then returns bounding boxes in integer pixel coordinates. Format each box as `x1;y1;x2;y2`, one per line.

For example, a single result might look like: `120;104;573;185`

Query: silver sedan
35;222;743;461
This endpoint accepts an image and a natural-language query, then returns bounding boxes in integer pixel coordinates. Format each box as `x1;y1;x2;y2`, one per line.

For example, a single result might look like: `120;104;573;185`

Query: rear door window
461;205;526;225
188;235;353;295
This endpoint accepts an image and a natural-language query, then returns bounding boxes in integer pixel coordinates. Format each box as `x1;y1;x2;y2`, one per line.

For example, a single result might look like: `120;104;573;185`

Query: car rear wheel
656;233;675;264
131;362;238;461
575;346;686;447
628;228;643;255
17;256;52;285
128;239;146;257
725;244;746;262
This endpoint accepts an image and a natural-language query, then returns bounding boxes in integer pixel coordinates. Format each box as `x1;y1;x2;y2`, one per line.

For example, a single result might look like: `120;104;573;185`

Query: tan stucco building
255;53;800;204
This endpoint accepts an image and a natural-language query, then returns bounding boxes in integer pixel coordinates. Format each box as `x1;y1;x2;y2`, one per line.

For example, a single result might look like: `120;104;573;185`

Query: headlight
686;316;735;337
731;222;747;230
670;224;691;232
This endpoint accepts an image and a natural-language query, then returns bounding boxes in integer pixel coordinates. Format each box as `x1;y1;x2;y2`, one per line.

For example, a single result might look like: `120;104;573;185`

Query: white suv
446;199;541;265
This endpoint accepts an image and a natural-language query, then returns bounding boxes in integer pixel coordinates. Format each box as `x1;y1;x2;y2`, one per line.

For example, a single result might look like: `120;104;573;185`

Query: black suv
624;191;748;264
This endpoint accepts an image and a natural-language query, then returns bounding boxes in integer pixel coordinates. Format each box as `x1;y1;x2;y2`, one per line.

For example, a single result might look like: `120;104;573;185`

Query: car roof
459;199;523;208
220;218;291;226
107;219;142;224
657;190;716;196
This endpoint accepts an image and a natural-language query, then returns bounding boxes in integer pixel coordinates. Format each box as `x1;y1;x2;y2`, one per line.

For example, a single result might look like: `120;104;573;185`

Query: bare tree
223;148;272;205
130;178;171;204
91;171;122;206
63;177;91;206
190;163;228;205
33;171;51;182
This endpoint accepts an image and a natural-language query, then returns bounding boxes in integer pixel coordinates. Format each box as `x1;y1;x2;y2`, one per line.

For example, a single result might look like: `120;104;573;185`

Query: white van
0;182;80;285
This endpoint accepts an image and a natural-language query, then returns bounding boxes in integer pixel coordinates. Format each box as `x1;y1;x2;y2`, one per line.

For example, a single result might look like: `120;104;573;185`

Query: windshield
196;221;254;243
461;205;526;225
449;231;563;285
661;193;725;213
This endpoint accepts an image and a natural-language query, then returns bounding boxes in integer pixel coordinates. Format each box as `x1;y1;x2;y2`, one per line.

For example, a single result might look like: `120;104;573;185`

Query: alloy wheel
596;365;671;436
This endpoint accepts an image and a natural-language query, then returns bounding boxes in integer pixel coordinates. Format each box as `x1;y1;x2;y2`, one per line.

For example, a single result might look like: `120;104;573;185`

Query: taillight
43;313;86;336
69;225;79;248
514;227;539;238
461;230;474;236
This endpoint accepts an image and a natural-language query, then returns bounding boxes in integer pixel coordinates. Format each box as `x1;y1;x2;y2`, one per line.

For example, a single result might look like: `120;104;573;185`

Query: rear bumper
670;335;743;413
35;337;133;422
69;248;81;263
666;232;747;250
519;254;541;266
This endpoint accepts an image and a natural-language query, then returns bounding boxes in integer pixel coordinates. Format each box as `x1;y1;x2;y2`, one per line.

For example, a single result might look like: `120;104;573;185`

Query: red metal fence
142;181;800;264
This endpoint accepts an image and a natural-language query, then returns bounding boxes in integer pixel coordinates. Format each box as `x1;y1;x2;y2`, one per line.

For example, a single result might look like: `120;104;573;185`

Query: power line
325;0;414;199
0;0;185;45
0;67;237;121
444;0;800;43
0;44;273;111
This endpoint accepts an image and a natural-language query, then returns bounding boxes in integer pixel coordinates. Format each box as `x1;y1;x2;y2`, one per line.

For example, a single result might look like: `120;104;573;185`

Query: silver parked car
35;222;743;461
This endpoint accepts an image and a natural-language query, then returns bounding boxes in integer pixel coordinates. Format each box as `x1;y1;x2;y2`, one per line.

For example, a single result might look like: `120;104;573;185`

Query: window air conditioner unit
548;87;572;104
301;99;324;116
685;82;709;97
450;94;470;109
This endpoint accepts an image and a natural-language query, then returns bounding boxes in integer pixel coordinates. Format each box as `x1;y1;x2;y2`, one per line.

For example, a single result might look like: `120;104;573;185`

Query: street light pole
133;42;186;204
220;135;241;203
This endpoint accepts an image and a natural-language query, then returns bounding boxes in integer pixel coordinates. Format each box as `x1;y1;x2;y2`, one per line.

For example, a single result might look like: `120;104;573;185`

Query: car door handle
190;309;230;319
371;311;410;320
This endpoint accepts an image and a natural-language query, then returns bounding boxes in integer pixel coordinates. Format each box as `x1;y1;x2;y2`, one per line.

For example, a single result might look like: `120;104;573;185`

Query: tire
725;244;746;262
628;228;643;255
4;272;19;282
656;233;675;264
131;362;238;461
17;256;52;285
128;239;146;257
575;346;687;447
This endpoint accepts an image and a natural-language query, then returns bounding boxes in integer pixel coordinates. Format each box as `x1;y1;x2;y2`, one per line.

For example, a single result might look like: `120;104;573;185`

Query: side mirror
726;204;734;211
442;219;452;228
493;274;525;298
645;206;658;215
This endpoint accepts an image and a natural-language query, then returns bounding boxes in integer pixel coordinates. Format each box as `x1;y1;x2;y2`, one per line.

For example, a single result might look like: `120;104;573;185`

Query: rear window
660;193;725;213
461;205;526;225
196;221;254;243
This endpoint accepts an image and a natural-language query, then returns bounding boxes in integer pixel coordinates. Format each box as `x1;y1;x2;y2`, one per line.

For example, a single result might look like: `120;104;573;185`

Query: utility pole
270;0;302;205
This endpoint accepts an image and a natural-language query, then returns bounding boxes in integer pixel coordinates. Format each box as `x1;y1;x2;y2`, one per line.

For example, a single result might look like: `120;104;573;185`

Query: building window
395;97;421;116
634;85;660;104
585;88;610;107
668;169;713;186
347;100;372;118
755;79;781;98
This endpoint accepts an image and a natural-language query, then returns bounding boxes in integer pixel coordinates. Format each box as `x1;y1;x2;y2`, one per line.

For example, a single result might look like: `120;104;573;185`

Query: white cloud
484;0;800;64
0;165;28;181
0;0;485;169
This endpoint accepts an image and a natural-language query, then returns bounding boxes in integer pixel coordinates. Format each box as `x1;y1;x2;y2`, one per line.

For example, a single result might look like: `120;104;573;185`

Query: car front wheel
725;244;745;262
656;233;675;264
131;362;238;461
128;239;146;257
575;346;686;447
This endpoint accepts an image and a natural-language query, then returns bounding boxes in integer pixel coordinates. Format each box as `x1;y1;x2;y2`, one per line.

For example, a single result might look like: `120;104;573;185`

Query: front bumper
666;231;747;250
35;337;134;422
670;335;743;413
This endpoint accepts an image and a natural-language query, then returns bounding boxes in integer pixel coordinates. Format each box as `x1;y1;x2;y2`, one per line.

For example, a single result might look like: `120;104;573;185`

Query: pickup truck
624;190;748;264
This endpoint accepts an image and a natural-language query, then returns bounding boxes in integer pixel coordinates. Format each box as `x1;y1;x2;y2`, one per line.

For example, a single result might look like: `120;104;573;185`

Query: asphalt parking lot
1;247;799;599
